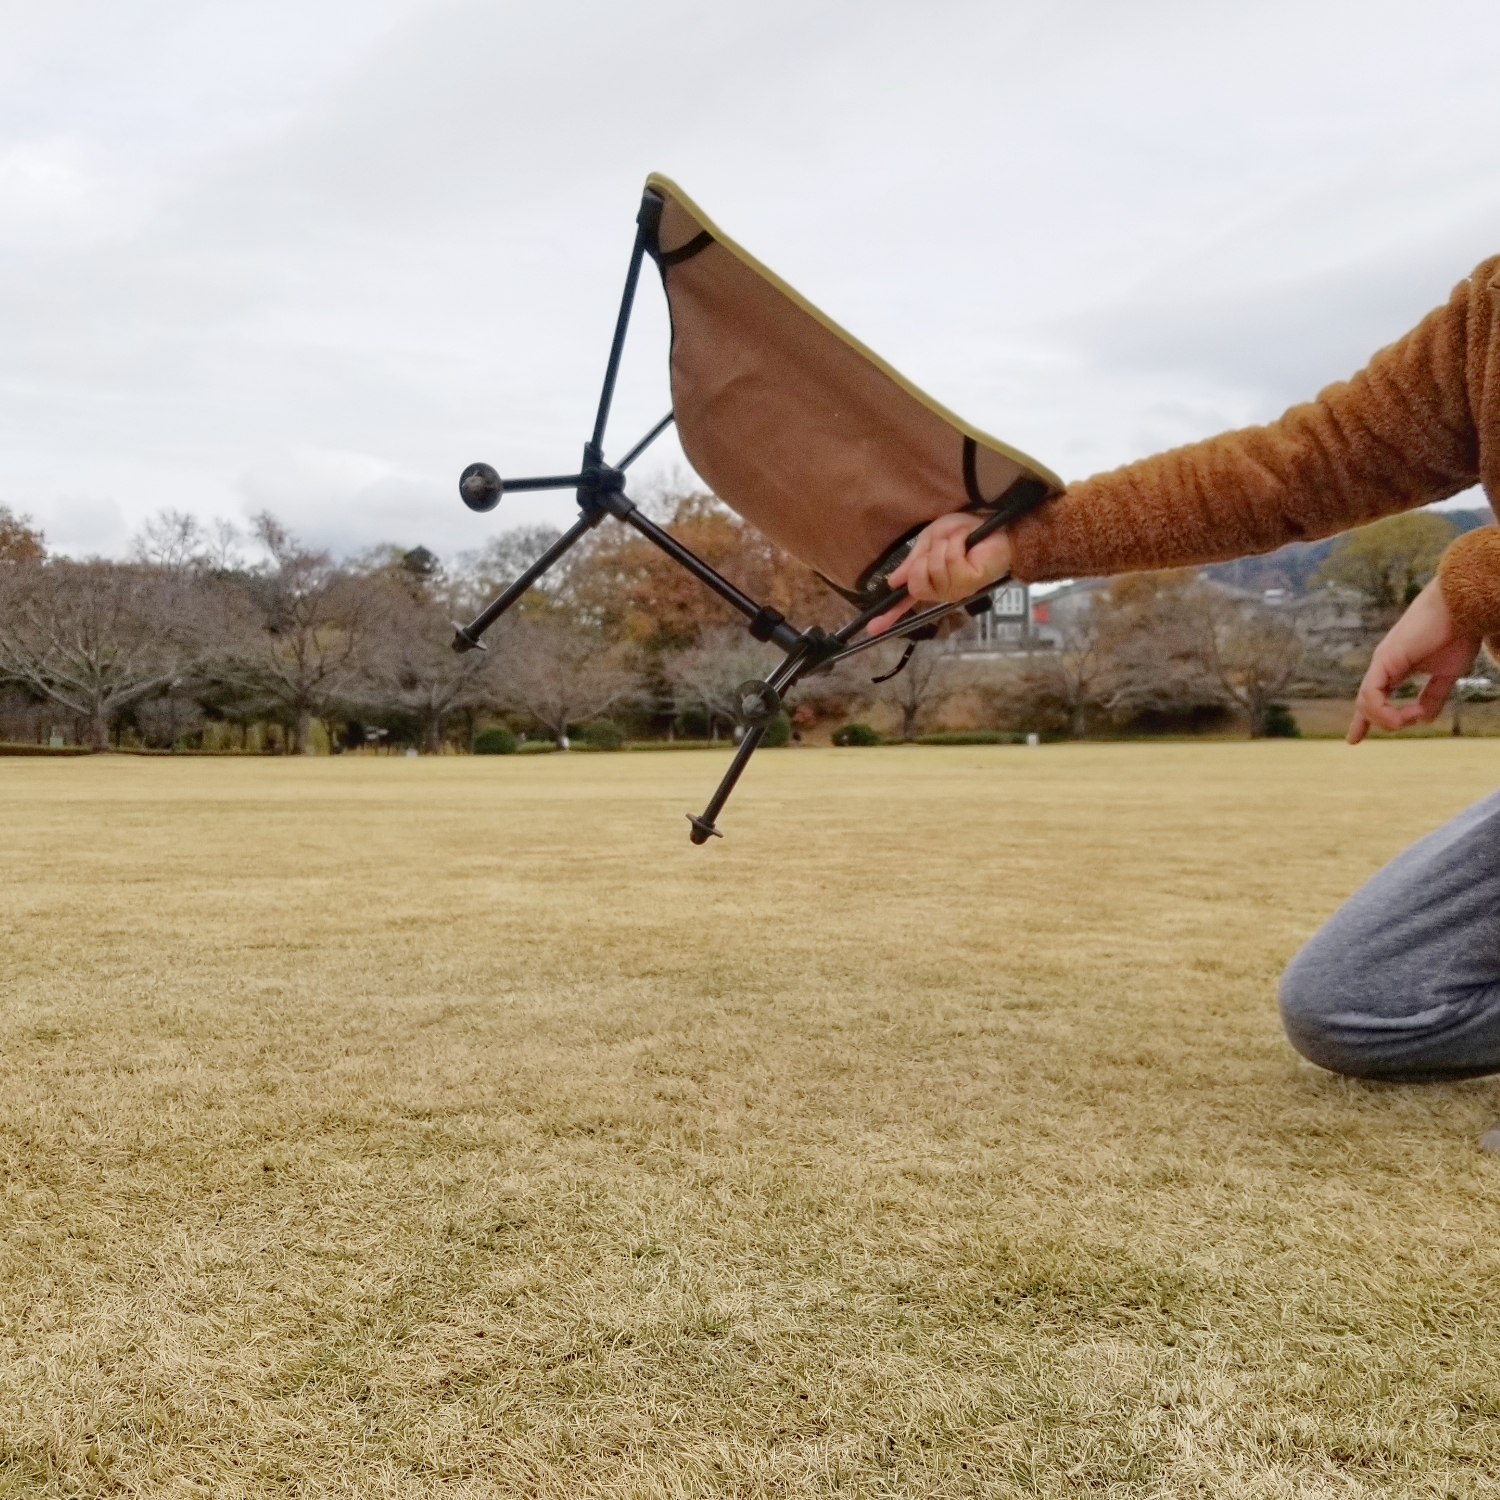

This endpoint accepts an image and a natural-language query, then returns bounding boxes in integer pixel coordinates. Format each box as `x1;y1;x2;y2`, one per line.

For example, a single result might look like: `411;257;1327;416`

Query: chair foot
686;813;723;844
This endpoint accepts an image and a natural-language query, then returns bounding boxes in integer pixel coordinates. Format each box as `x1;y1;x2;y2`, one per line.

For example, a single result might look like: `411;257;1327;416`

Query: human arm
873;257;1496;633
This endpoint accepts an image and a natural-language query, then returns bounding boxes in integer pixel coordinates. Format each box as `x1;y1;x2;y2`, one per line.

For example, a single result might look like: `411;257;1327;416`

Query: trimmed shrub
759;710;792;747
0;743;96;757
1263;703;1301;738
916;730;1024;745
832;722;882;746
474;726;518;755
579;719;625;751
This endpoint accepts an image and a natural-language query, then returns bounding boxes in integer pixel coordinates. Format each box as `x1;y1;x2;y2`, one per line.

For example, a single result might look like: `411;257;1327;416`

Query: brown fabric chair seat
642;175;1062;595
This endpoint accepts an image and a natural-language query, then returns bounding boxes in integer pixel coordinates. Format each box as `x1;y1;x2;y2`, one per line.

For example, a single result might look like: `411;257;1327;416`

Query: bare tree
132;510;206;572
663;626;780;740
1086;572;1221;730
210;514;370;754
131;691;208;750
497;620;639;748
0;560;191;748
1026;596;1113;739
1090;572;1304;737
1188;591;1306;738
205;519;247;573
453;526;567;620
130;509;248;575
865;638;967;742
360;573;500;751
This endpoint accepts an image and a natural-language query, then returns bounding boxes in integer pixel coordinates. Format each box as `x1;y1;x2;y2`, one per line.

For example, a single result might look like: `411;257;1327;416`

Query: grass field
5;744;1500;1498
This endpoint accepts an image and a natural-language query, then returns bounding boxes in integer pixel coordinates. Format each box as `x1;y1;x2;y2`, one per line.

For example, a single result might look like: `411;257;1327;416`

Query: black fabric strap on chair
961;436;985;507
658;231;714;267
870;640;917;683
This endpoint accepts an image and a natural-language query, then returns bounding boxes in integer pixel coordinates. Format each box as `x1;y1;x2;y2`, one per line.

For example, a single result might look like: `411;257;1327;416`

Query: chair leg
450;511;599;653
688;725;766;843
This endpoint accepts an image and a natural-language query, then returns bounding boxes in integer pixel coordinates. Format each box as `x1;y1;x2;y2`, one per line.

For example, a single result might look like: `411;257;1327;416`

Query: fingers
926;526;1006;600
1350;702;1433;736
903;533;942;606
882;522;942;603
867;599;914;635
873;514;1011;634
892;521;1010;601
930;526;972;599
886;514;969;593
1352;659;1409;734
1351;658;1452;738
1346;700;1427;740
884;554;916;594
1417;669;1462;723
1344;581;1483;739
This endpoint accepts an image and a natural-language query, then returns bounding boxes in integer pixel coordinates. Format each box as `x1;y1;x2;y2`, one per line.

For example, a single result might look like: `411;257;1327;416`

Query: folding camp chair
451;175;1062;843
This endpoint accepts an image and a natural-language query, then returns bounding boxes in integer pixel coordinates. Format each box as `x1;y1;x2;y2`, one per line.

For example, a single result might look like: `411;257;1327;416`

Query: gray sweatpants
1280;784;1500;1082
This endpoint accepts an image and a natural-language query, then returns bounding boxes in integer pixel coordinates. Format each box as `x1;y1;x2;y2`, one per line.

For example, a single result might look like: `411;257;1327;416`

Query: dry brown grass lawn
4;744;1500;1498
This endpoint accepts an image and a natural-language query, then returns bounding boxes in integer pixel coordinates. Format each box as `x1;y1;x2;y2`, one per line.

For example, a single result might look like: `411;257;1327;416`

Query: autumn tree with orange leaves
563;492;847;650
0;506;45;564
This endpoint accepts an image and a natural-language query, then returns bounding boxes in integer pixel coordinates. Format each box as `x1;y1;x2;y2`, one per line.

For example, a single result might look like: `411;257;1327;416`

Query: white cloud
39;494;127;557
236;447;455;556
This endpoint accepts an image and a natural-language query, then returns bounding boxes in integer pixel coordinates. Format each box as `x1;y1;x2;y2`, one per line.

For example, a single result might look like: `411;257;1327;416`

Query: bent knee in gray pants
1280;783;1500;1082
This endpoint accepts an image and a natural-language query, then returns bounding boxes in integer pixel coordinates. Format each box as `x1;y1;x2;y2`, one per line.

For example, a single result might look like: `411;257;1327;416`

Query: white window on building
975;583;1029;647
992;583;1027;620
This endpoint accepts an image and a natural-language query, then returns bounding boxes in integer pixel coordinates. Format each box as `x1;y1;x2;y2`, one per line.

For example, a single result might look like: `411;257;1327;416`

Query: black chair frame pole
452;188;1049;844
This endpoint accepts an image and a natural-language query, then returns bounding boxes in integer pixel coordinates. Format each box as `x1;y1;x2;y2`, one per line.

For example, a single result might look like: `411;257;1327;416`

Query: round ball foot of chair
1478;1123;1500;1152
734;679;781;729
459;462;504;512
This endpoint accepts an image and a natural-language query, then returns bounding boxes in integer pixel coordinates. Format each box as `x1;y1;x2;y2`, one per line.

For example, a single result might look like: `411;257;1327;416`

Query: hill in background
1202;505;1493;595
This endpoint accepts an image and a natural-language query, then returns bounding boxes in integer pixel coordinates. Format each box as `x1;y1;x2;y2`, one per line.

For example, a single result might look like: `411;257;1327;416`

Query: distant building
972;582;1031;646
954;571;1375;661
959;578;1102;653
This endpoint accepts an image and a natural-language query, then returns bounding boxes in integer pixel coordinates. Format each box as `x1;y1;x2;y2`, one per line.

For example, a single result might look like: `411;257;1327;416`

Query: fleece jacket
1007;255;1500;640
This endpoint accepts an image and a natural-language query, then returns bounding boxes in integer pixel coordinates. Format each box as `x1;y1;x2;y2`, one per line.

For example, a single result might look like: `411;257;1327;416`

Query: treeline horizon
0;493;863;754
0;497;1485;752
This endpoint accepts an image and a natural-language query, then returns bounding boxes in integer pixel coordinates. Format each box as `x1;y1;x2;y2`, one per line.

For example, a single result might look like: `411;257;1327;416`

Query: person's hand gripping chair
452;176;1062;842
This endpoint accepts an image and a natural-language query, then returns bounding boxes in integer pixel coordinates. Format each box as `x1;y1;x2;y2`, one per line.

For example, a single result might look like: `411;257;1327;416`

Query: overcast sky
4;0;1500;560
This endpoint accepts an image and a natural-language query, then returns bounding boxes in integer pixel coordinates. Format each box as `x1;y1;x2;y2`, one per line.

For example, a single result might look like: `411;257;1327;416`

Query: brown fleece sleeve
1438;527;1500;639
1008;260;1494;583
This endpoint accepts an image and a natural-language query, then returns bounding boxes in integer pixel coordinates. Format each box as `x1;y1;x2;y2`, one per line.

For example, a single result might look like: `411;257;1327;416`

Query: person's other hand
867;514;1013;634
1347;579;1480;743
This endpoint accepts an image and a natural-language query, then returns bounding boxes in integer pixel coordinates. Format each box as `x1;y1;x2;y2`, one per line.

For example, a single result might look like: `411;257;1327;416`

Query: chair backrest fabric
644;174;1063;593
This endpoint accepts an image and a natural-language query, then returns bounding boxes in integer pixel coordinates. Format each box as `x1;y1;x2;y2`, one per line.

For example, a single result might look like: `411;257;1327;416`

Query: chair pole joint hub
734;679;781;729
576;439;629;516
796;627;843;672
748;606;785;642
